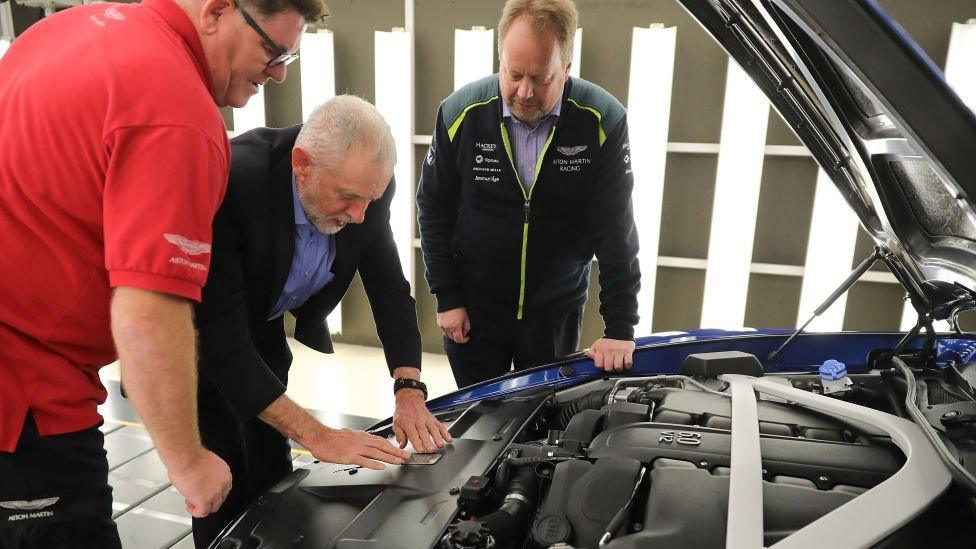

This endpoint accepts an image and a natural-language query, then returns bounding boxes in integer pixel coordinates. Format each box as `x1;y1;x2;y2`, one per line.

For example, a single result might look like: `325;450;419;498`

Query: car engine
212;350;976;549
438;352;976;549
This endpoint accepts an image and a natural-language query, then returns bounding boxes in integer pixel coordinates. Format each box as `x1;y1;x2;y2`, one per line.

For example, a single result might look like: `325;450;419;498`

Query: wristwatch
393;378;428;400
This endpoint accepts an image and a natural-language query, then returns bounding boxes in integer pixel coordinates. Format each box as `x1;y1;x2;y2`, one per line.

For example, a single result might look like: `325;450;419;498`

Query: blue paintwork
427;329;976;411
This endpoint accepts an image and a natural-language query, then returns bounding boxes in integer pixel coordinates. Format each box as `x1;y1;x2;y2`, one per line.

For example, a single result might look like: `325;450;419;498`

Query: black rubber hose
492;459;510;495
882;377;908;418
479;465;538;546
551;389;611;429
893;356;976;496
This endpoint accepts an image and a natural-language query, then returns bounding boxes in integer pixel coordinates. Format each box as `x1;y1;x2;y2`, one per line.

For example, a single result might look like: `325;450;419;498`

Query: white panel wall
300;30;336;120
627;25;676;334
571;28;581;78
454;27;494;90
700;62;770;329
946;20;976;114
797;170;860;331
375;29;415;294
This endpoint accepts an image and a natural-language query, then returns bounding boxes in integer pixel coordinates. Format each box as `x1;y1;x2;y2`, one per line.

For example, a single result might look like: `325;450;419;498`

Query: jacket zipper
499;121;556;319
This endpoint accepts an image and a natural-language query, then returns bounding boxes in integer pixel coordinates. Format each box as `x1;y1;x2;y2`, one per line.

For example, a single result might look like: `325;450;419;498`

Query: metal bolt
761;469;768;476
492;434;503;441
632;522;643;532
818;476;829;482
450;486;460;495
699;461;709;468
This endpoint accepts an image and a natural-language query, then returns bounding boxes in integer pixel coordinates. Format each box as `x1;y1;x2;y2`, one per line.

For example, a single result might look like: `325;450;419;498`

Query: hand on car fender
586;338;636;372
307;427;410;470
168;448;232;518
437;307;471;344
393;389;453;453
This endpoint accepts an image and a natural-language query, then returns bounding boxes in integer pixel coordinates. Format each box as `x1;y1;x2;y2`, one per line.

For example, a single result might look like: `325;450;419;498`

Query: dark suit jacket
194;124;421;420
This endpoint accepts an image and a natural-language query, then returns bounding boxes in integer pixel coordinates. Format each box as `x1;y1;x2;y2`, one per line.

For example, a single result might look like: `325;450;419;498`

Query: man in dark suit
192;95;452;547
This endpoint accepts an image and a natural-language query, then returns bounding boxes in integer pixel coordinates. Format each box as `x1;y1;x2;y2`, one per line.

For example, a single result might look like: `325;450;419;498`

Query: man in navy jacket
417;0;641;388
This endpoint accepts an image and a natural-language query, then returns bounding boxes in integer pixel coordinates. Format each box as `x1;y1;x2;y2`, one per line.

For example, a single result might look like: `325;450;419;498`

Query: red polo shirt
0;0;230;451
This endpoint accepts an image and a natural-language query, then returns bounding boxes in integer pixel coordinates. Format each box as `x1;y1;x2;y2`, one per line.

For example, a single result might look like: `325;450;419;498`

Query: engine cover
586;422;899;489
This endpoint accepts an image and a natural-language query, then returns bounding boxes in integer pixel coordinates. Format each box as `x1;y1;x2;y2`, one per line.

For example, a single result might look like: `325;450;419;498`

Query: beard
506;97;547;127
297;186;351;235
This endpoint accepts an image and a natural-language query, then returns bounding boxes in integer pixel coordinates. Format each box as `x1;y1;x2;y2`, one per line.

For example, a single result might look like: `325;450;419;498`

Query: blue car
212;1;976;547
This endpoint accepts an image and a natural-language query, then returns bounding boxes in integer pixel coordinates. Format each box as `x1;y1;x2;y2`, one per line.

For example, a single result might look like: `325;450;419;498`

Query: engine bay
439;352;976;549
212;348;976;549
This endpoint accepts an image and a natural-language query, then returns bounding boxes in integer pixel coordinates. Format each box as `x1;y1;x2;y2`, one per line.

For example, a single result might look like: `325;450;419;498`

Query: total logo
475;155;483;164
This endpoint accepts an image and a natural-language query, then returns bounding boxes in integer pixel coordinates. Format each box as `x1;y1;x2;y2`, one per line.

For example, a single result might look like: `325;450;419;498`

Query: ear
292;146;312;183
199;0;235;36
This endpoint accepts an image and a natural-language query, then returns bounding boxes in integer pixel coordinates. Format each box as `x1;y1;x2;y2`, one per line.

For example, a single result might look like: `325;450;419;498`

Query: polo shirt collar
141;0;216;99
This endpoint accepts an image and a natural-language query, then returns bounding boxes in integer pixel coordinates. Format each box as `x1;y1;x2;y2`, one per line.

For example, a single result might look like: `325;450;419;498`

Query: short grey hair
295;95;396;173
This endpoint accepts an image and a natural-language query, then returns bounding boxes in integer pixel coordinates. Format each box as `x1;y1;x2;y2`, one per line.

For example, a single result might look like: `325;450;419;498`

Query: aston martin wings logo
556;145;588;156
0;497;59;511
164;234;211;256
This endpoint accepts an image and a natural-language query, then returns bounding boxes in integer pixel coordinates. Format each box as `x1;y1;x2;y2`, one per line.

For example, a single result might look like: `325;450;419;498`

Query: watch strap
394;378;428;400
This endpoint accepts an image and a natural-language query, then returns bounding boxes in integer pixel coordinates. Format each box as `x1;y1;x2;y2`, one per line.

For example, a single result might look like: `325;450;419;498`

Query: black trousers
0;414;121;549
192;382;293;549
445;306;583;389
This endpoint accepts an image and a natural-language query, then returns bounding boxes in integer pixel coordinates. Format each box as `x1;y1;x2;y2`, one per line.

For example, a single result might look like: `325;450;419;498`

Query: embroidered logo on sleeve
0;498;59;511
2;497;60;521
164;234;211;256
103;6;125;21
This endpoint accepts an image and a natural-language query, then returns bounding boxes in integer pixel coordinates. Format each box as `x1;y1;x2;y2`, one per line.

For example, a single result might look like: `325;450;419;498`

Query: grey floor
99;380;377;549
97;340;456;548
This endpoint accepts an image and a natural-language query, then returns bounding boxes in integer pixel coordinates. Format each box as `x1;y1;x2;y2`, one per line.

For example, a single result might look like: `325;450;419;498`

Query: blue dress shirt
268;174;337;319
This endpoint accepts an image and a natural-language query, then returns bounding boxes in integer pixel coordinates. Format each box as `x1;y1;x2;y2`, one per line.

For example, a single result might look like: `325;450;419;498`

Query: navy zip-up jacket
417;75;640;340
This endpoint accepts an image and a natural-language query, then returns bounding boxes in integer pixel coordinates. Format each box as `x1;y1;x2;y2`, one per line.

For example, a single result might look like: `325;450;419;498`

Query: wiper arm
767;247;885;363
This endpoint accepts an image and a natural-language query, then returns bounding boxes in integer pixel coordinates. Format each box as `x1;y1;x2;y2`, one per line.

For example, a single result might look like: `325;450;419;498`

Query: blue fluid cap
820;359;847;381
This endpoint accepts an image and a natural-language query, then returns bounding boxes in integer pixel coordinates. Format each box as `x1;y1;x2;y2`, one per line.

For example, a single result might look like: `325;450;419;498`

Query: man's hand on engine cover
392;367;453;453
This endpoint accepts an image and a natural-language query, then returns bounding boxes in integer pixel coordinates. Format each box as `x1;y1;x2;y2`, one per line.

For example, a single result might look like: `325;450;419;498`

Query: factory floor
96;340;455;549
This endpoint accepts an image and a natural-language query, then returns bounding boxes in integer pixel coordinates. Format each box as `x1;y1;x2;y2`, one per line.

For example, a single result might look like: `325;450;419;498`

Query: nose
266;62;287;84
517;79;534;101
347;200;369;224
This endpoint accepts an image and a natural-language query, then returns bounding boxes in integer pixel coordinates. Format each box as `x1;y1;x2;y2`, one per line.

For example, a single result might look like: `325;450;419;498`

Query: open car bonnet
677;0;976;325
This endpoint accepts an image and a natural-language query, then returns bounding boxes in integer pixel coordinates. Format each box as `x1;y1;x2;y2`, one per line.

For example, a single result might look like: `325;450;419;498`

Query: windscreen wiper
767;247;885;364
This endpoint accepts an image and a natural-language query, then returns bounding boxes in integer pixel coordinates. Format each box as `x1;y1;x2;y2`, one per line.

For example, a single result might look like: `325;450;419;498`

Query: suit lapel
269;153;295;314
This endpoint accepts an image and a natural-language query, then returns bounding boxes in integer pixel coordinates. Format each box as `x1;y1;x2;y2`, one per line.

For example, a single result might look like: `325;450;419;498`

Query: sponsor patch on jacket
556;145;588;156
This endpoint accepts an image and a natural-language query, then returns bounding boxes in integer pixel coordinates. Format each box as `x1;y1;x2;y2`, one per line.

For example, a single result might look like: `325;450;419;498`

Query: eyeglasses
236;2;300;68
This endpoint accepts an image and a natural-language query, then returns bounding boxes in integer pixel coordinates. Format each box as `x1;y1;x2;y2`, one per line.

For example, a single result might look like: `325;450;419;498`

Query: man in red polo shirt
0;0;327;546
